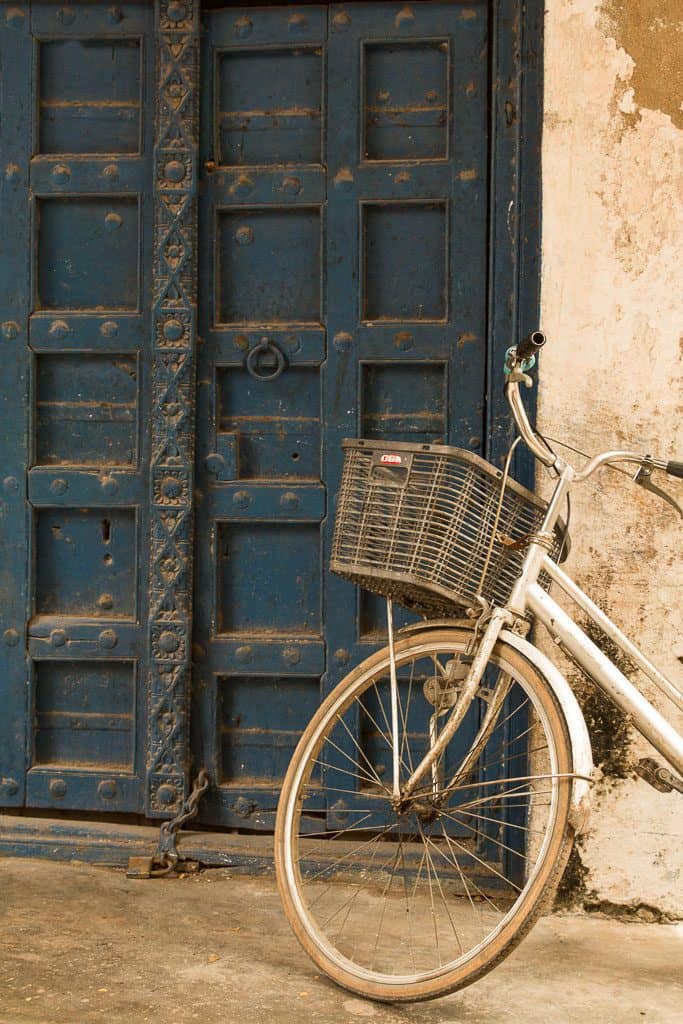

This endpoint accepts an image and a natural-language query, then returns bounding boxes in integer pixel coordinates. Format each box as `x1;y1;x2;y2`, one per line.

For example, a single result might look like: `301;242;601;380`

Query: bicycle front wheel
275;627;575;1002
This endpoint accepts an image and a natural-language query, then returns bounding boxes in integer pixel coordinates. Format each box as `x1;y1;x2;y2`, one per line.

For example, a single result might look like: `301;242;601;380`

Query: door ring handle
245;338;287;382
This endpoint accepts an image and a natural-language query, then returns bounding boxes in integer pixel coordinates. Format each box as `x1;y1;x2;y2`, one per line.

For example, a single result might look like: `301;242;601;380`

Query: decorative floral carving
147;0;199;816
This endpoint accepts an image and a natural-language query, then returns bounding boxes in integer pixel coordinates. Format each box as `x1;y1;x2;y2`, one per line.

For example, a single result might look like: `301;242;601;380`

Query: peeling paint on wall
602;1;683;130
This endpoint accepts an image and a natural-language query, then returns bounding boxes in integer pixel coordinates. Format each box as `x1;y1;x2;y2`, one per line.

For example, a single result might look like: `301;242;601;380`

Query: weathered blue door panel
325;0;488;659
193;1;489;830
322;0;488;830
194;5;328;827
0;0;158;815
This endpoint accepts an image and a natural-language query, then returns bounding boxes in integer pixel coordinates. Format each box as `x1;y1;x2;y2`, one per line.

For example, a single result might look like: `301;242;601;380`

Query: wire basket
330;439;568;618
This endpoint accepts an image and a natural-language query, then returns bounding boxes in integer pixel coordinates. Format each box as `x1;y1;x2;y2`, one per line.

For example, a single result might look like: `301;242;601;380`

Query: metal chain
151;769;210;876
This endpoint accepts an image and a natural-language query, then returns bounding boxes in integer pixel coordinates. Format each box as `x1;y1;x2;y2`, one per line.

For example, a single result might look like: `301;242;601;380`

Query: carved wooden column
146;0;200;815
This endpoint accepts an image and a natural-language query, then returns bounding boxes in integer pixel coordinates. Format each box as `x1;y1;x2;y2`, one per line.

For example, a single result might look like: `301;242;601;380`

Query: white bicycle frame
521;473;682;772
394;372;683;806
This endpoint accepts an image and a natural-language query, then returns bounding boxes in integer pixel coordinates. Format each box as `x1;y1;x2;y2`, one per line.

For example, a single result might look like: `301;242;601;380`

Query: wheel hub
391;793;441;824
411;800;440;824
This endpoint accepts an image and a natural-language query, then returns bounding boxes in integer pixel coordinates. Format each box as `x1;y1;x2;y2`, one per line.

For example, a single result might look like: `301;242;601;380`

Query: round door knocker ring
245;338;288;382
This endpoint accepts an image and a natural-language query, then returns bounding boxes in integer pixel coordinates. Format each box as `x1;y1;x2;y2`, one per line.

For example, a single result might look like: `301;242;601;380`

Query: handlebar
505;377;562;470
503;337;563;471
504;334;683;492
515;330;547;362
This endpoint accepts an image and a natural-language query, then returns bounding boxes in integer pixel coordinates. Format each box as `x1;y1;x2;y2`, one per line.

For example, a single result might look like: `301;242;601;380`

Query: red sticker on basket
380;454;402;465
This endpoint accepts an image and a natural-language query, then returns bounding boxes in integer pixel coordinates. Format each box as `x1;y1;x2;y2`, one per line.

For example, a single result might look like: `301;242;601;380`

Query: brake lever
634;458;683;519
504;347;535;386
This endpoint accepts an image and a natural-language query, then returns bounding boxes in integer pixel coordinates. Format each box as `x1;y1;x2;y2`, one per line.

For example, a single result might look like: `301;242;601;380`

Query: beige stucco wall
540;1;683;916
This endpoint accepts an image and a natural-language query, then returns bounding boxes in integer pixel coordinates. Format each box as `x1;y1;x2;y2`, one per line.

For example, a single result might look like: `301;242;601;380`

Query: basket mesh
330;440;566;617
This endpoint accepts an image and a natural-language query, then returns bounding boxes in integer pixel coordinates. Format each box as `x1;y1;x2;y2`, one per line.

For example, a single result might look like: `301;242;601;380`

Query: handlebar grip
516;331;547;362
666;460;683;479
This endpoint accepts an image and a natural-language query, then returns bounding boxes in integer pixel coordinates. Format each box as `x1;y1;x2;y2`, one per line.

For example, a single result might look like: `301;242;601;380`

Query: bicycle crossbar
541;556;683;713
527;582;683;778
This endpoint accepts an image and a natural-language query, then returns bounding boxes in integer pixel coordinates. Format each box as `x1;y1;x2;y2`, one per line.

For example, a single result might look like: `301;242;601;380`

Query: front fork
385;470;572;808
389;606;512;808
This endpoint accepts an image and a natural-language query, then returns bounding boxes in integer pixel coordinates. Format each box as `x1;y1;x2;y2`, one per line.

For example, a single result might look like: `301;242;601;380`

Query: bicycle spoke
301;811;376;851
434;829;523;894
334;712;388;790
398;663;416;775
440;822;506;916
397;827;418;973
306;781;386;799
356;689;412;780
321;730;389;791
419;824;465;960
312;757;388;787
369;840;406;970
417;819;464;962
410;843;429;903
320;828;402;931
438;807;534;865
476;742;552;776
414;770;566;803
479;696;530;740
298;818;389;840
305;831;395;921
453;806;548;836
454;781;556;806
303;819;395;885
419;823;442;966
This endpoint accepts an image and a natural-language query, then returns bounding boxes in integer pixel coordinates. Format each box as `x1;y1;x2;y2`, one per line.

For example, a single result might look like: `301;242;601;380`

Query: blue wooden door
194;2;488;829
0;1;527;833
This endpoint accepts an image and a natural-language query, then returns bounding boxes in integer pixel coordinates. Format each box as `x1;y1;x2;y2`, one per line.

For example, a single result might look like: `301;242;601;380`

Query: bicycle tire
275;627;575;1002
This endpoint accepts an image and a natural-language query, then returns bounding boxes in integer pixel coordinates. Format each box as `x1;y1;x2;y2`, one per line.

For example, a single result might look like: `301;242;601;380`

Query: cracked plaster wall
539;0;683;915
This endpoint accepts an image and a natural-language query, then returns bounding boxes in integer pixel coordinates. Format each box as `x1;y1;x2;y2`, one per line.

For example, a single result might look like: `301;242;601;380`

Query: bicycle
274;332;683;1003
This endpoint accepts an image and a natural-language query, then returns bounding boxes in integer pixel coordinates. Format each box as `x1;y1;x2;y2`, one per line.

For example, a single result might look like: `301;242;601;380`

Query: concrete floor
1;858;681;1024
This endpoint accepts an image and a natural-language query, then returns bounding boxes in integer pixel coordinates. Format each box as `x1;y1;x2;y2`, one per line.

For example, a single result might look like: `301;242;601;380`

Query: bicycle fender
500;629;594;835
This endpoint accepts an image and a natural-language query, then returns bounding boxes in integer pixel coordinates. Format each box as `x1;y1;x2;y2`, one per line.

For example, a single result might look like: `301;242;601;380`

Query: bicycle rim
275;628;574;1002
